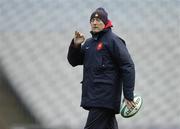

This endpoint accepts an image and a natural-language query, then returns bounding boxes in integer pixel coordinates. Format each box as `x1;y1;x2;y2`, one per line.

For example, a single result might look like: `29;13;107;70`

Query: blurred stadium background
0;0;179;129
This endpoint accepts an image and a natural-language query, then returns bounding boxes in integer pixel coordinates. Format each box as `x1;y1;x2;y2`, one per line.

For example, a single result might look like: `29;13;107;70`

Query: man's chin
92;29;101;33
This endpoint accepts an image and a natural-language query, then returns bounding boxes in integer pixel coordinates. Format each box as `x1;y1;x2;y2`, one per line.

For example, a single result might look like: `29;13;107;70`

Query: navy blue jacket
67;26;135;114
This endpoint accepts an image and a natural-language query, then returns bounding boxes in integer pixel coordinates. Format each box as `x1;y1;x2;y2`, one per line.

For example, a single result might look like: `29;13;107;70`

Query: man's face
90;18;105;33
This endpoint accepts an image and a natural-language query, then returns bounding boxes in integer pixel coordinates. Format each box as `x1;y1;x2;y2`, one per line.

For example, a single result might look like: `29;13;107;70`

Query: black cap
90;7;108;25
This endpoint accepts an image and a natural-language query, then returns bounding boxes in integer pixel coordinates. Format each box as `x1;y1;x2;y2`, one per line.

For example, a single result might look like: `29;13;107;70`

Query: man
67;7;136;129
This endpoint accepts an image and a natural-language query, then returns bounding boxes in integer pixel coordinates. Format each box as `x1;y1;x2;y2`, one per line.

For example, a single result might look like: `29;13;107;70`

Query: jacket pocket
92;78;113;100
93;78;113;85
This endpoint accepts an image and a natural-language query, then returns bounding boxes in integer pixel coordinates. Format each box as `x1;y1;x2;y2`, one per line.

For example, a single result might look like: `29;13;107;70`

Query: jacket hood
104;20;113;29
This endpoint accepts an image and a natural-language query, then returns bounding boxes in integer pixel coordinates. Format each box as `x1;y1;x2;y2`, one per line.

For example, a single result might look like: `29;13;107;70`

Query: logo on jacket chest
96;42;103;51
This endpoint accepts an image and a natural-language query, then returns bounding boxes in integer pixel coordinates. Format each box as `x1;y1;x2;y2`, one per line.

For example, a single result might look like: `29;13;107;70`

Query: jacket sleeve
109;37;135;101
67;39;84;67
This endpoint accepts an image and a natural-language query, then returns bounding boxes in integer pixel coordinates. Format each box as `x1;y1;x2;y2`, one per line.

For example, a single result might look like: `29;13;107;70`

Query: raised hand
73;31;85;46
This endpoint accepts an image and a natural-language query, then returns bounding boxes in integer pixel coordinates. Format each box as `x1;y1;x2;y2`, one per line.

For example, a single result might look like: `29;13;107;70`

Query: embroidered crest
96;42;103;51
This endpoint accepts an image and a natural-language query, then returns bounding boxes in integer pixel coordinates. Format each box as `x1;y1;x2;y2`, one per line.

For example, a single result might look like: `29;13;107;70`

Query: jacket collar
104;20;113;29
90;20;113;40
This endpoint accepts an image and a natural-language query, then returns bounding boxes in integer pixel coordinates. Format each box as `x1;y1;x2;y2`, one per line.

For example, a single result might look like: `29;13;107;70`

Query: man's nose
92;20;98;24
